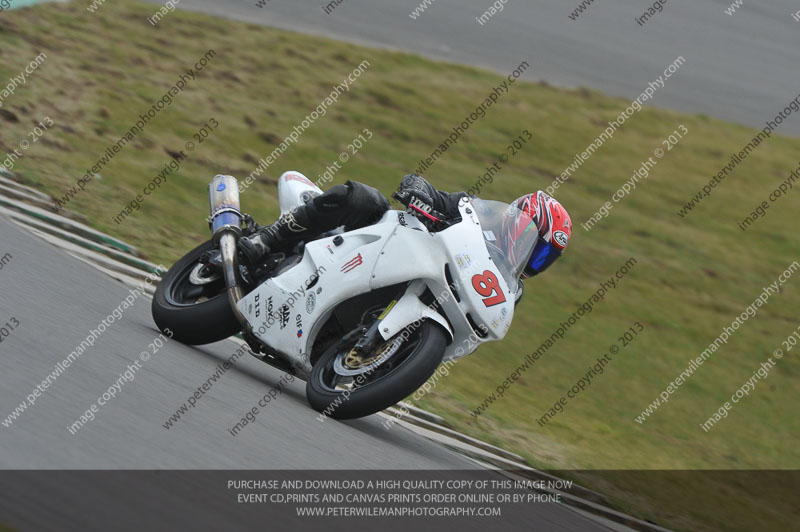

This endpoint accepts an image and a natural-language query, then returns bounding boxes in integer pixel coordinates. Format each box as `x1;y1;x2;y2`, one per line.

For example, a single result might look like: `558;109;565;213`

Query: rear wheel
151;240;241;345
306;321;446;419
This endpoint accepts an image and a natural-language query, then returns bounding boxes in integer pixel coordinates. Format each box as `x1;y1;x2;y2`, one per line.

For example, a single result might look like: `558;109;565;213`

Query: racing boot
238;181;389;265
238;208;315;265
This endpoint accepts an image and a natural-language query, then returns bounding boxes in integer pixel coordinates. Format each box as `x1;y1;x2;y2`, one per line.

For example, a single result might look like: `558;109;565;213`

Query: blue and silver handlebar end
208;174;243;243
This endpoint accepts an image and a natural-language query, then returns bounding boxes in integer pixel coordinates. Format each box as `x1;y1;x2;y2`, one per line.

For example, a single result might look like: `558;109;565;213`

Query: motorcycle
152;172;537;419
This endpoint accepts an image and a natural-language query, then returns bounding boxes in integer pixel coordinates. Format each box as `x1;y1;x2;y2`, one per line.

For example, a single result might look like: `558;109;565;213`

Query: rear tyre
306;321;446;420
151;240;241;345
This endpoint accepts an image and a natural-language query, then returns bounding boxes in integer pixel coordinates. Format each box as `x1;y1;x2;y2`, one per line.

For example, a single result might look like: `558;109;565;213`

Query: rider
239;173;571;283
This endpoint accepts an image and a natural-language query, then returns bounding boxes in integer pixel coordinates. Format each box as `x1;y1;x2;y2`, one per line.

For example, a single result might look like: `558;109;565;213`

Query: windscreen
471;198;538;294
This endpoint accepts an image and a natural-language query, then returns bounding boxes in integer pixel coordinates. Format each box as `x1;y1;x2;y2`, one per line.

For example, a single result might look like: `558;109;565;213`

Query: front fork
377;280;454;344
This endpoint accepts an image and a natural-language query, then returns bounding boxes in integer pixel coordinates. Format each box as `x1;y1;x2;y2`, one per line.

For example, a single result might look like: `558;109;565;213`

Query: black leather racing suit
252;174;465;254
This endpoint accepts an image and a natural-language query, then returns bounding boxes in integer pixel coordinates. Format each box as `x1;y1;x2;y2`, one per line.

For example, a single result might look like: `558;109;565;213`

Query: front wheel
306;321;446;420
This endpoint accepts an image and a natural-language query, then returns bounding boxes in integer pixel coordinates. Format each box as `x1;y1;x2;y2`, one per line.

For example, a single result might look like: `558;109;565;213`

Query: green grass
1;2;799;531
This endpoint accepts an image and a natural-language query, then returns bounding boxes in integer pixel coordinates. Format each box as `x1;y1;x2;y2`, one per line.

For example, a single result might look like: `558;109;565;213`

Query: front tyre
306;321;446;420
152;240;241;345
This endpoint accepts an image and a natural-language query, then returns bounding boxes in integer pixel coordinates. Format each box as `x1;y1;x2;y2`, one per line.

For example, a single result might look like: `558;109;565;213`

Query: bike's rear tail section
278;171;323;214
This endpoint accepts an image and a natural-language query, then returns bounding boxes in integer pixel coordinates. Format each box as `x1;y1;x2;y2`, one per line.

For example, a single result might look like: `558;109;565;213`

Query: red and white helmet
509;191;572;278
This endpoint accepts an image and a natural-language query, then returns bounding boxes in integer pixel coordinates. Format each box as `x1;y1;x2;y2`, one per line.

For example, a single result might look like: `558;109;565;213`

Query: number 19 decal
471;270;507;307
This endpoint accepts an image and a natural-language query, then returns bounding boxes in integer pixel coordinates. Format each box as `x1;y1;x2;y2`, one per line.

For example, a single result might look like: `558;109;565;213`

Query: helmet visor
523;237;562;277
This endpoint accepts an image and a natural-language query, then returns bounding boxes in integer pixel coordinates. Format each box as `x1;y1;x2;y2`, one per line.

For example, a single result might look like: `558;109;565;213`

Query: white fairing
277;171;323;214
237;193;516;374
369;203;516;362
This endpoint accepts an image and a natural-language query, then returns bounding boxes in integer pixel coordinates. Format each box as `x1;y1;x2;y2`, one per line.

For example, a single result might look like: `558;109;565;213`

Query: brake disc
332;335;405;377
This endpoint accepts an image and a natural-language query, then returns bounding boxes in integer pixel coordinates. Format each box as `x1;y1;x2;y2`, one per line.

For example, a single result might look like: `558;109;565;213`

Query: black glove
393;174;434;210
393;174;446;230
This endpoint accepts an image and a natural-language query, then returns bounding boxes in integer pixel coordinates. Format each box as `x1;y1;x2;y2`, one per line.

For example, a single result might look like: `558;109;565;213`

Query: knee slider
312;184;351;211
342;181;389;228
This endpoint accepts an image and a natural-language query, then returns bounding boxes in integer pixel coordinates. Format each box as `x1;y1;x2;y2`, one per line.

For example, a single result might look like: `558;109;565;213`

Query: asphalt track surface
0;216;615;531
164;0;800;137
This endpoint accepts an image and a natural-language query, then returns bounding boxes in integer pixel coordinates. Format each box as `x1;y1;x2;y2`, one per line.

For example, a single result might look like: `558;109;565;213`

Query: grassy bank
1;2;798;531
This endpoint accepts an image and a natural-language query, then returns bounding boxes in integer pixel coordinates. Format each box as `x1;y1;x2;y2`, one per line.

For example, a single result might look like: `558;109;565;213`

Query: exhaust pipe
208;175;252;335
209;174;243;243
